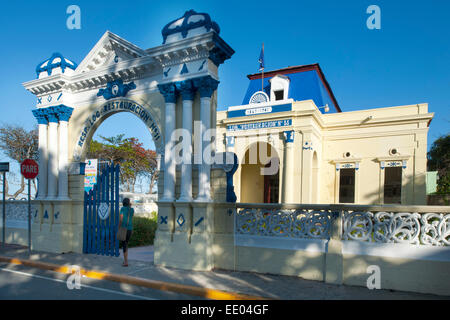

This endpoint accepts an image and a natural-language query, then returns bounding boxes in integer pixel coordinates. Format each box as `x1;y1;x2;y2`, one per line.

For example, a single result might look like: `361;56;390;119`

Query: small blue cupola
36;52;78;79
161;9;220;44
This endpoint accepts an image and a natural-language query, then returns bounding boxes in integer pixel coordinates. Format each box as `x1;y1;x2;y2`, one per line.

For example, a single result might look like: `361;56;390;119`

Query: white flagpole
261;43;264;92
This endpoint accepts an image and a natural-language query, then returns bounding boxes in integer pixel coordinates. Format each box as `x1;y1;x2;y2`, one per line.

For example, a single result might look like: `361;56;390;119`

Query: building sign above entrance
227;119;292;132
227;103;292;118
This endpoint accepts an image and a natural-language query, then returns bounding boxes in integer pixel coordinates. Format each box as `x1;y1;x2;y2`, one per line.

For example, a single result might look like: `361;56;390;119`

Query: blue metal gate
83;164;120;256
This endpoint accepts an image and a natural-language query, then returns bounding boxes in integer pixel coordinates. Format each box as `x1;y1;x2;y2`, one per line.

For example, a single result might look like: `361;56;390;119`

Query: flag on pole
258;44;265;71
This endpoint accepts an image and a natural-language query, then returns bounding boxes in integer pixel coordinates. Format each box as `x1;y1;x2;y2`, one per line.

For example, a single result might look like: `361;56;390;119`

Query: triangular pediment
75;31;147;74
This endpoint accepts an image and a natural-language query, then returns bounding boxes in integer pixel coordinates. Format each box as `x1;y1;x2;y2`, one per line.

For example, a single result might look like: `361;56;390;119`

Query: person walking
119;198;134;267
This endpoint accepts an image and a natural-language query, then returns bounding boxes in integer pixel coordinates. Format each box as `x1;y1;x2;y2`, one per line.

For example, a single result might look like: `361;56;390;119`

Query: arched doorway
72;99;163;256
240;142;280;203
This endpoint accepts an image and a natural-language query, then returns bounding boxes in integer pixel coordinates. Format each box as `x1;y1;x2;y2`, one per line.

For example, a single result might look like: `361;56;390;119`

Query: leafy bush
119;215;158;248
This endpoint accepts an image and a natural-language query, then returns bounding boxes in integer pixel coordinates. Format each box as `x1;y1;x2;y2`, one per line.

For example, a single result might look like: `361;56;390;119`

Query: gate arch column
32;110;49;200
158;83;177;201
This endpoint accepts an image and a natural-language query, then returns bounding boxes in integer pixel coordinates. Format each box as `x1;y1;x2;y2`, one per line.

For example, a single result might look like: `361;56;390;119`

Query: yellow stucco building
217;64;433;205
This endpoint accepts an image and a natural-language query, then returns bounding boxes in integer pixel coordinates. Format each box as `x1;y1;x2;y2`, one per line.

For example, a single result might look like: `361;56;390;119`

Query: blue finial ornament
36;52;78;78
161;10;220;44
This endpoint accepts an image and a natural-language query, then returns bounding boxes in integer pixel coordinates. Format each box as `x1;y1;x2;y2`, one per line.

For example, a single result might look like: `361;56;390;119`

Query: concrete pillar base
324;239;344;284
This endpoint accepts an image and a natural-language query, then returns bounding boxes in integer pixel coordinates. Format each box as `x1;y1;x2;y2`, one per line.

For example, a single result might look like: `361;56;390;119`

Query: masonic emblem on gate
97;79;136;100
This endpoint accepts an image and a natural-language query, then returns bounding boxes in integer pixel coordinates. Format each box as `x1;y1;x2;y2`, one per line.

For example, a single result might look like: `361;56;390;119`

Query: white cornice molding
375;155;411;162
22;32;222;96
323;113;434;129
331;158;363;164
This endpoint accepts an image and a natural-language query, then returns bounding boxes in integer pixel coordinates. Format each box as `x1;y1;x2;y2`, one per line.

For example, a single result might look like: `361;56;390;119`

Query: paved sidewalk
0;244;448;300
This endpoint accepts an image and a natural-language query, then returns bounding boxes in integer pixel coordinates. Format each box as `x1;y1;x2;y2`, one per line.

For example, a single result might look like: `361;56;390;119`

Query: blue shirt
120;207;134;230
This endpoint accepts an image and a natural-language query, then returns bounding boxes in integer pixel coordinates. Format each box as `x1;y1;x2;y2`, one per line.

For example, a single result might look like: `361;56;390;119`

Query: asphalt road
0;262;204;300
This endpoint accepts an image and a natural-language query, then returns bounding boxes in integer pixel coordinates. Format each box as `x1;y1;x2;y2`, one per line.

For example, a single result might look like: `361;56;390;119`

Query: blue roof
243;64;341;113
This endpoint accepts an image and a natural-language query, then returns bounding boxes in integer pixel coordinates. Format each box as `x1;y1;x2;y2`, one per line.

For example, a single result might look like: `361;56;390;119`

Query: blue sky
0;0;448;164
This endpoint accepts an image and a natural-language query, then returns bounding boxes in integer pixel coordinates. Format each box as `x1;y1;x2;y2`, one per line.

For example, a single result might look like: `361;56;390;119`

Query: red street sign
21;159;39;180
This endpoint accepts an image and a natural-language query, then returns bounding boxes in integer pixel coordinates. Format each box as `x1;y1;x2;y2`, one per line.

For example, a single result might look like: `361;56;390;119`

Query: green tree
86;135;158;193
427;134;450;193
0;124;38;198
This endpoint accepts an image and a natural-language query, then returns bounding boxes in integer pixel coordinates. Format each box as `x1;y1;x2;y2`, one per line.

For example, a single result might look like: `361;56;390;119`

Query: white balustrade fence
0;201;37;229
235;205;333;239
233;203;450;246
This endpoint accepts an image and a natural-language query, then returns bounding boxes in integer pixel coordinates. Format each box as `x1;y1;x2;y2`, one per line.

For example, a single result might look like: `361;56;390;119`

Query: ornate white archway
23;9;234;254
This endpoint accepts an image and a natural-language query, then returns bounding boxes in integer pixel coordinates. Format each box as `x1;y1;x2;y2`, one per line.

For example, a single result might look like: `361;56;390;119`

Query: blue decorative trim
36;52;77;78
54;105;74;122
57;93;63;101
37;98;42;105
226;153;239;203
44;210;49;219
97;79;136;100
227;119;292;132
44;108;59;123
162;9;220;44
198;60;207;71
180;63;189;75
47;95;52;102
160;216;168;225
32;109;48;125
226;136;235;147
303;141;313;151
163;68;171;78
208;33;235;67
157;83;177;103
32;105;74;124
177;214;186;227
284;131;295;143
54;212;60;220
175;80;195;101
193;75;220;98
194;217;204;227
227;103;291;118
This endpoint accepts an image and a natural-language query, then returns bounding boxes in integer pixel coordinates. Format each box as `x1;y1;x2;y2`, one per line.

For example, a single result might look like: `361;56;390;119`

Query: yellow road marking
0;255;269;300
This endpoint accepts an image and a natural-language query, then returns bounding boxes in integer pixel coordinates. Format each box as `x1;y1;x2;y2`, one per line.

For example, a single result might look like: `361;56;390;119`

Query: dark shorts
121;230;133;253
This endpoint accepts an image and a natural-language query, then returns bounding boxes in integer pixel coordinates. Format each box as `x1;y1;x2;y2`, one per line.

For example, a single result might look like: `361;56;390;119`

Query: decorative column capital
193;76;220;98
54;105;74;122
284;131;295;143
43;108;59;123
175;80;195;101
157;83;177;104
32;109;48;125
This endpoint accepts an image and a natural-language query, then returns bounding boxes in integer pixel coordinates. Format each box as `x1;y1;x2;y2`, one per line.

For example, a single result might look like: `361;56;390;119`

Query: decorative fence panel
233;204;450;246
342;207;450;246
235;204;335;240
